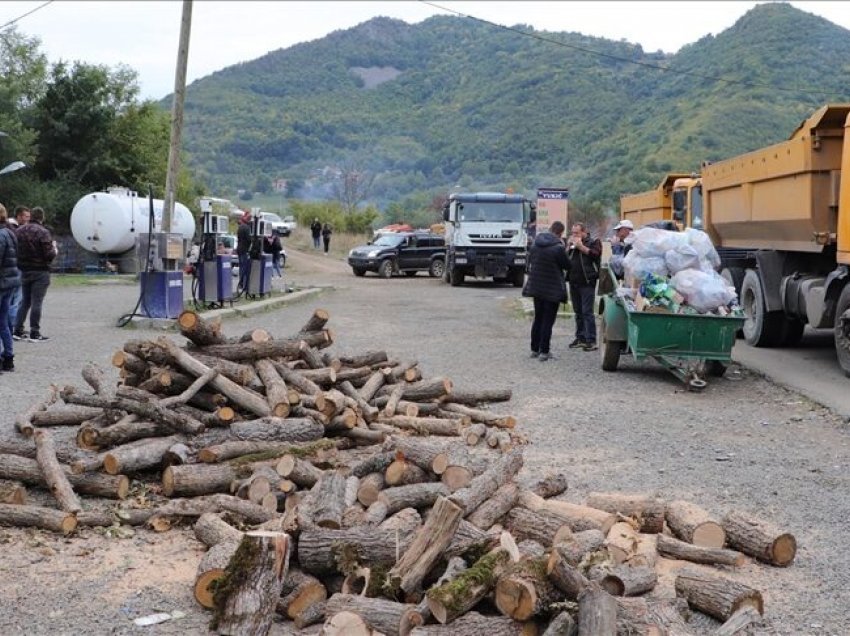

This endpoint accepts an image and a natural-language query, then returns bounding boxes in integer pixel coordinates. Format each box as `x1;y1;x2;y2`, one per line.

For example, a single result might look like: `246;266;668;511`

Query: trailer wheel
835;285;850;377
740;269;783;347
600;316;623;372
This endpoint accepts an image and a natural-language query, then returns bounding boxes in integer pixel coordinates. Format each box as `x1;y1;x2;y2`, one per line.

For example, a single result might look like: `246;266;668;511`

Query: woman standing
523;221;569;362
0;204;22;372
321;223;332;255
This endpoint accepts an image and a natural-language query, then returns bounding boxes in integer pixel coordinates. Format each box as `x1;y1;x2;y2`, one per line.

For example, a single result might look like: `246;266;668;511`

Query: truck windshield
458;202;524;223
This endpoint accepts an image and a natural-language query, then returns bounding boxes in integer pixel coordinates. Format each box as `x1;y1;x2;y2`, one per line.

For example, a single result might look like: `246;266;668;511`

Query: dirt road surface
1;246;848;635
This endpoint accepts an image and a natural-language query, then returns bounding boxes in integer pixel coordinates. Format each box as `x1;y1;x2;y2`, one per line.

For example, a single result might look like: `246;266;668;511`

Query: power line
420;1;840;97
0;1;53;32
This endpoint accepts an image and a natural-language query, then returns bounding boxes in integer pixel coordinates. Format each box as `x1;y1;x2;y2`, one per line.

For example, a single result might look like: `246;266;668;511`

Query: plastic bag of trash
631;227;687;258
664;244;701;275
670;269;736;312
623;250;668;281
684;228;721;270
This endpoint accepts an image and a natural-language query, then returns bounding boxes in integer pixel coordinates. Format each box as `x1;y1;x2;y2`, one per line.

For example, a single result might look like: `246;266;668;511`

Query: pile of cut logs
0;308;797;635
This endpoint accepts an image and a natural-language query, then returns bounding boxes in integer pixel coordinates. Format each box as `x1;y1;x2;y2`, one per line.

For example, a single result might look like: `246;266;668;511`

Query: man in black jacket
236;211;252;291
566;222;602;351
0;204;21;370
14;206;56;342
524;221;569;362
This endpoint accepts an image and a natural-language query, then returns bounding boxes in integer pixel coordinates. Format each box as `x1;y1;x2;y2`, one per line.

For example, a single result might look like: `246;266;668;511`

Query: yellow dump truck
661;104;850;374
619;173;691;228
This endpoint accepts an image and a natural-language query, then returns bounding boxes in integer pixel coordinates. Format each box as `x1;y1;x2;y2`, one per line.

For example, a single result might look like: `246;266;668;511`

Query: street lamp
0;161;26;176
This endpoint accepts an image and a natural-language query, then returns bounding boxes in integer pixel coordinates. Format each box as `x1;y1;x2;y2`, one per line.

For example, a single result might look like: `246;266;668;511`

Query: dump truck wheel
835;285;850;377
741;269;783;347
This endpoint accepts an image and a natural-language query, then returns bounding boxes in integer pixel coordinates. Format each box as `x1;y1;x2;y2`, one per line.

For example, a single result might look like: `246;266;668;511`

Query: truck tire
510;267;525;288
378;260;394;279
429;258;445;279
835;284;850;377
740;269;783;347
600;316;623;372
449;267;464;287
352;267;366;277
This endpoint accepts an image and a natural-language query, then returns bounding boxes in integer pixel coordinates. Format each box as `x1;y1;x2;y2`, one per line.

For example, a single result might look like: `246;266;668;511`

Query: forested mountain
174;3;850;217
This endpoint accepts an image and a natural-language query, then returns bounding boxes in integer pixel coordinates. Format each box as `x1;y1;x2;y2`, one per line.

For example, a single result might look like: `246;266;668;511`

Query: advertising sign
536;188;570;233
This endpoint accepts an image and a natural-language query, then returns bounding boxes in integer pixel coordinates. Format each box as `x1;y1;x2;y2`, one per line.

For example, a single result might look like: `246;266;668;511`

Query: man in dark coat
1;204;22;370
14;206;56;342
524;221;569;361
566;222;602;351
236;211;253;290
310;218;322;249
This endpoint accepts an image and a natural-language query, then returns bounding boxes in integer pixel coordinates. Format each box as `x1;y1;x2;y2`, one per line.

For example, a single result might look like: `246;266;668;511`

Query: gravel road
1;247;848;635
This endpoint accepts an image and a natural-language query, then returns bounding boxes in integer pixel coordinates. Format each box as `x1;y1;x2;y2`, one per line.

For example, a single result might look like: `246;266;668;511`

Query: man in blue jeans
14;206;56;342
566;222;602;351
7;206;29;338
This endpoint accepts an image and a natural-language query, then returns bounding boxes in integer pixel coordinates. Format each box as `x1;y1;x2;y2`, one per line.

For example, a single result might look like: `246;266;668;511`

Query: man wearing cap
609;219;634;279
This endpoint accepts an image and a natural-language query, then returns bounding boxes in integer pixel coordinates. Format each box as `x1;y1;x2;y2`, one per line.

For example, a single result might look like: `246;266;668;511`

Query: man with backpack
566;222;602;351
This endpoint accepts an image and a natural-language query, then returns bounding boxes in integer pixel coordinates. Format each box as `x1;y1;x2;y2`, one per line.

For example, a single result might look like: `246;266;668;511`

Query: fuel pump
196;198;233;307
246;207;273;298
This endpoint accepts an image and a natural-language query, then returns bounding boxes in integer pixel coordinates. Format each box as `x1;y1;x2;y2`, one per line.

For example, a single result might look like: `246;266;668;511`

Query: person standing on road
524;221;569;362
236;211;252;290
14;206;56;342
0;204;21;371
310;218;322;249
7;205;29;339
264;231;283;278
566;222;602;351
321;222;332;255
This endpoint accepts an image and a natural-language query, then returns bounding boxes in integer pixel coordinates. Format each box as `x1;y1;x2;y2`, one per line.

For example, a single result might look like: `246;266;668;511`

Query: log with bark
15;385;59;437
674;569;763;622
411;611;534;636
31;405;103;428
385;456;429;488
467;482;519;530
195;540;239;609
378;483;450;517
449;448;523;516
495;556;559;620
548;529;606;567
0;453;129;499
604;521;640;564
615;597;694;636
310;471;347;529
298;525;418;575
178;309;227;346
505;506;572;547
542;612;577;636
0;480;26;504
299;308;330;334
34;429;81;514
0;503;77;534
80;418;167;451
577;583;617;636
546;549;589;601
194;512;244;548
440;402;516;429
441;388;512;405
323;594;423;636
715;606;763;636
525;473;569;499
589;564;657;597
357;472;385;506
721;510;796;567
210;531;291;635
162;463;236;497
102;435;182;475
519;490;616;534
230;417;325;443
585;492;666;534
656;533;745;567
666;500;725;548
432;445;490;491
277;567;328;620
199;330;331;362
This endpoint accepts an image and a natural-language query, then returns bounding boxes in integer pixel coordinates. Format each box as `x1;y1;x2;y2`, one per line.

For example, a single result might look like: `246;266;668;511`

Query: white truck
441;192;536;287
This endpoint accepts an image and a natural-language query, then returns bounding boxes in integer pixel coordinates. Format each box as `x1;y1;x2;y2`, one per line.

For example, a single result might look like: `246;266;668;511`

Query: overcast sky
2;1;848;100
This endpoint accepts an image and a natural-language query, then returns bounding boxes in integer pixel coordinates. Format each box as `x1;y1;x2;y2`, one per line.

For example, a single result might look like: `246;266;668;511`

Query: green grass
50;273;137;287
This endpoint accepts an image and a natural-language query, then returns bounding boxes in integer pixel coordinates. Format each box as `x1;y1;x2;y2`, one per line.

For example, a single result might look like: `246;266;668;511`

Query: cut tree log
198;330;331;361
549;529;606;567
277;567;328;620
82;419;167;451
449;448;523;515
237;327;273;344
350;451;395;478
441;402;516;428
415;556;467;622
380;416;462;437
34;429;81;514
411;611;534;636
163;442;191;466
194;540;239;608
577;583;617;636
0;480;26;504
299;308;330;334
162;463;236;497
715;606;763;636
630;533;659;569
194;512;244;548
0;503;77;534
432;445;490;490
357;472;385;506
441;388;512;405
323;594;423;636
674;569;764;621
230;417;325;443
311;471;347;529
378;483;450;517
15;385;59;437
31;405;102;427
656;533;745;567
426;547;512;624
388;438;456;473
464;422;487;446
526;473;569;499
298;525;417;575
276;454;323;487
591;564;657;597
542;612;577;636
721;510;797;567
385;457;429;487
383;384;406;418
586;492;666;534
358;371;386;402
495;556;559;620
505;506;572;546
518;490;616;534
376;376;453;402
467;482;519;529
150;494;276;528
178;309;226;346
339;381;380;422
485;428;512;451
211;531;291;636
158;368;220;409
0;453;129;499
546;549;589;600
605;521;640;564
103;435;182;475
386;496;463;599
294;601;327;629
615;597;694;636
666;500;725;548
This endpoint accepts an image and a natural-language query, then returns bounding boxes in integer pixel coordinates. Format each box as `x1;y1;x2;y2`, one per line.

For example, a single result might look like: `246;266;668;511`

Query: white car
260;212;289;236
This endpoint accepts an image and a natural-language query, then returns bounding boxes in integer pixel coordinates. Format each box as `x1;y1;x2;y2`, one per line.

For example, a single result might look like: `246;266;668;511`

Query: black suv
348;232;446;278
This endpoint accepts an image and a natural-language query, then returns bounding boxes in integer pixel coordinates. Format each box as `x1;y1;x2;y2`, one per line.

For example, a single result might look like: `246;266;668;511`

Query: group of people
235;211;285;290
524;218;633;361
0;204;57;373
310;218;332;254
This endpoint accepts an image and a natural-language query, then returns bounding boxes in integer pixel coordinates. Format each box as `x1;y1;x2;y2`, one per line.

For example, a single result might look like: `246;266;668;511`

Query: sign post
536;187;570;233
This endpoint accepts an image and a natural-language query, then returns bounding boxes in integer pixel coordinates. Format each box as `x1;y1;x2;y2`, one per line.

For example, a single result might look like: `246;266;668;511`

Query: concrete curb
125;287;328;330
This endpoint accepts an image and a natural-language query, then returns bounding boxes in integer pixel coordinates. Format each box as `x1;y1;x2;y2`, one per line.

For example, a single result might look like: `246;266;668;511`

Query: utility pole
162;0;193;239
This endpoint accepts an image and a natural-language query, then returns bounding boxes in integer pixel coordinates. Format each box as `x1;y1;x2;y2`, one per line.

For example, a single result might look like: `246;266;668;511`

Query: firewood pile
0;308;797;635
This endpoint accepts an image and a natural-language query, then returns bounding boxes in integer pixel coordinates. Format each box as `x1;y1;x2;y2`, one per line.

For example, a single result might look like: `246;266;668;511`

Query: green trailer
597;267;745;390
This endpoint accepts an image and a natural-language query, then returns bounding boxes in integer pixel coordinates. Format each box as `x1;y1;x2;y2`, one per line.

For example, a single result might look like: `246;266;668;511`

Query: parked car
282;216;297;234
261;212;290;236
348;231;446;278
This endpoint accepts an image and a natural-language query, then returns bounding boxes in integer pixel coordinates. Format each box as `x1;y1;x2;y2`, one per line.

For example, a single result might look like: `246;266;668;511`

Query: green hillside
173;3;850;217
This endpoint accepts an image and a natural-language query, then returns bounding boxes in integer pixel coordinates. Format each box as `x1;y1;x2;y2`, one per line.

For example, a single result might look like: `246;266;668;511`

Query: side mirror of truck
442;204;450;223
529;203;537;224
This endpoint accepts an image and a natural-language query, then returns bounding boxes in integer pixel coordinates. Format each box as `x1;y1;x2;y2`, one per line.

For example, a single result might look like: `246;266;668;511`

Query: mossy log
211;531;291;635
666;500;725;548
194;540;239;609
722;510;796;567
293;600;327;629
674;569;764;621
586;492;666;534
495;556;559;620
425;548;512;624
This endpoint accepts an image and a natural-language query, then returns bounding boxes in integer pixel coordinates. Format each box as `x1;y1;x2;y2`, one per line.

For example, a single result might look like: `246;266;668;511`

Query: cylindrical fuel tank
70;186;196;254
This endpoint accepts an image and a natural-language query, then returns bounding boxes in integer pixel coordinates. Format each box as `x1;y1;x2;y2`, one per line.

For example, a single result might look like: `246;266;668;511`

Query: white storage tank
70;186;196;254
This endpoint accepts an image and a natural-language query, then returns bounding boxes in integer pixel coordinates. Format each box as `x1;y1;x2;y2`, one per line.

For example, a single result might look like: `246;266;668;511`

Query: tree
0;27;46;167
331;159;375;215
